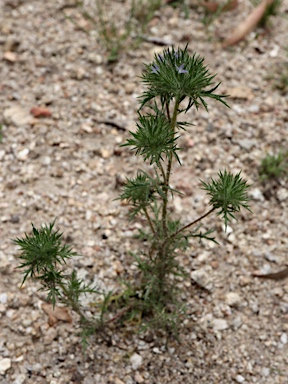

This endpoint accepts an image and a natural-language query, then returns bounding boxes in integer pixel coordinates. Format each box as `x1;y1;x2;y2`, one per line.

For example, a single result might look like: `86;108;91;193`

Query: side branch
143;207;158;239
169;207;216;240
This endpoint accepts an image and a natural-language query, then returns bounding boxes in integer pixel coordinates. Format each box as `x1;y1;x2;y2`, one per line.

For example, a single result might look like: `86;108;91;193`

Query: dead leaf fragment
252;266;288;281
223;0;274;47
200;0;238;13
30;107;52;118
42;303;73;326
3;51;18;62
226;86;254;100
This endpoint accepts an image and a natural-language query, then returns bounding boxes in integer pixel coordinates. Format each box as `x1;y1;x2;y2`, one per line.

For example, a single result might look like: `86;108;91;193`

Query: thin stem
143;207;158;238
165;100;171;121
158;161;166;185
107;305;131;324
148;241;156;260
59;281;89;321
161;99;180;237
169;207;216;240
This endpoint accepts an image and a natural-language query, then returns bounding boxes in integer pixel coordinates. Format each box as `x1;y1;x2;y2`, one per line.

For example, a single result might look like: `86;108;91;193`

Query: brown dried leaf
252;267;288;281
30;106;52;118
42;303;73;326
222;0;274;48
200;0;238;13
3;51;18;62
226;86;254;100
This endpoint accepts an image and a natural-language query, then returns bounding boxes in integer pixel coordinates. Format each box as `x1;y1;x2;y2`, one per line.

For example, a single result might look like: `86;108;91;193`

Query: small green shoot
259;151;288;181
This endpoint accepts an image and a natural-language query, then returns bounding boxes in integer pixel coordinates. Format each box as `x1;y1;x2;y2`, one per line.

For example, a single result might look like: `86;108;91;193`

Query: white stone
173;196;183;213
223;225;233;234
199;313;213;330
85;210;92;220
13;373;26;384
130;353;143;370
227;233;236;243
238;139;257;151
99;148;112;159
114;379;125;384
17;148;29;160
95;66;103;75
213;318;229;331
280;333;287;344
42;156;51;166
191;267;213;292
236;374;245;383
134;372;144;383
250;188;264;201
261;367;270;377
232;316;242;329
0;293;7;304
264;251;278;262
277;188;288;202
197;251;210;262
225;292;242;307
269;45;279;57
0;358;11;373
3;106;33;126
0;251;9;269
87;53;103;64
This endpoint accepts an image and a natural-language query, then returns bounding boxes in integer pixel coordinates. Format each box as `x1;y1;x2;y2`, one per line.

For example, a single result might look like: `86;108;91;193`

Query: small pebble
0;358;11;373
0;293;8;304
264;251;278;262
0;150;5;160
130;353;143;370
114;379;125;384
99;148;112;159
277;188;288;201
238;139;257;151
13;373;26;384
272;287;284;298
213;318;229;331
42;156;51;166
3;106;33;126
87;53;103;64
236;374;245;383
232;316;242;329
191;267;214;292
10;214;20;223
168;347;175;354
261;367;270;377
225;292;242;307
280;333;287;344
250;188;264;201
17;148;29;161
134;372;144;383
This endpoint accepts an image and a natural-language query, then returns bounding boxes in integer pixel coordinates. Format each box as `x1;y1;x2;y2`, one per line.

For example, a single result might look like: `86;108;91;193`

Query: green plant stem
143;207;158;238
161;99;180;237
158;161;167;185
62;11;90;35
165;100;171;121
170;207;216;241
59;281;89;321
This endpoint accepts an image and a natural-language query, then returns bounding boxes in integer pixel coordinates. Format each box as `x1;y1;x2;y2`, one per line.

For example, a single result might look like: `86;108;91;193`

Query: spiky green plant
118;45;250;330
259;151;288;181
14;45;251;340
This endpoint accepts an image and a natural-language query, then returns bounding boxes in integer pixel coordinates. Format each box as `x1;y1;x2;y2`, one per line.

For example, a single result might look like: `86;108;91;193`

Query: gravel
0;0;288;383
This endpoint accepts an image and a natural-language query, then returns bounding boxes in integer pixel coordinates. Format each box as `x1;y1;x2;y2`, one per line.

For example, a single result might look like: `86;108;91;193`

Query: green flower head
140;45;229;112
